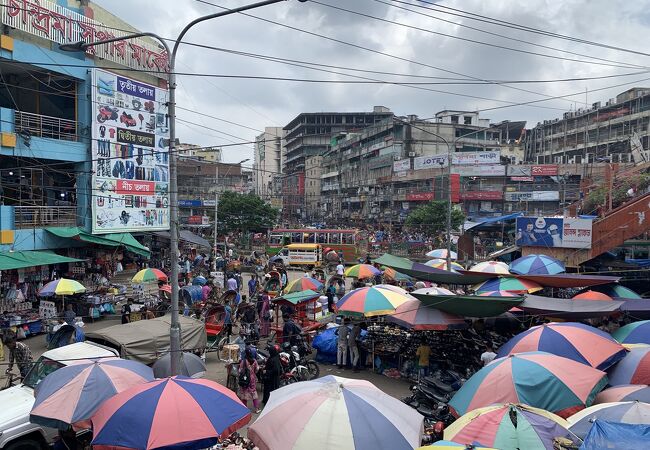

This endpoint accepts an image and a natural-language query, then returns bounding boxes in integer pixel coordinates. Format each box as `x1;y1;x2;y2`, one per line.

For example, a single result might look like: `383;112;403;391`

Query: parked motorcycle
280;342;319;382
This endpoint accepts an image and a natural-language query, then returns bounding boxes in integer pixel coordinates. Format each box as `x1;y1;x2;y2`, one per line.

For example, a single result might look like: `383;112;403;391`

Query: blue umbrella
509;254;565;275
192;276;207;286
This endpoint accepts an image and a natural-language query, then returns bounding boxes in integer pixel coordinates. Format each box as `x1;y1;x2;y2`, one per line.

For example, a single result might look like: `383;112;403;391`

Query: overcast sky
96;0;650;164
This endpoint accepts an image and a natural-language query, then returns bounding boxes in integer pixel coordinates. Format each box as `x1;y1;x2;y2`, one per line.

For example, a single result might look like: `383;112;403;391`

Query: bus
266;228;364;262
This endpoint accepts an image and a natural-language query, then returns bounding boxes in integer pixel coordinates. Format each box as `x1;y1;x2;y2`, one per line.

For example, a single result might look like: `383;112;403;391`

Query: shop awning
410;292;524;318
0;250;84;271
46;227;150;258
153;230;211;249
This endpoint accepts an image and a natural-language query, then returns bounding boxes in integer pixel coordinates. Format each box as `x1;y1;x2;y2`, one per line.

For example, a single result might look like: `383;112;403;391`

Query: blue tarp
312;327;339;364
465;213;523;230
580;420;650;450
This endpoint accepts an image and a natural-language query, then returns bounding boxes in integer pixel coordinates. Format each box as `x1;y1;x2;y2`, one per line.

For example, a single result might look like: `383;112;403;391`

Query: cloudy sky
97;0;650;163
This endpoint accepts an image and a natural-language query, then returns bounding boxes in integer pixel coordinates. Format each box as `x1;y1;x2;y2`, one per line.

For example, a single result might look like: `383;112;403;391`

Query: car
0;342;118;450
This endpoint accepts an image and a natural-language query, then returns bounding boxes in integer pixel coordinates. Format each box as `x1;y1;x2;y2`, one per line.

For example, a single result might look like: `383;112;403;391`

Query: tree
217;191;279;234
405;200;465;236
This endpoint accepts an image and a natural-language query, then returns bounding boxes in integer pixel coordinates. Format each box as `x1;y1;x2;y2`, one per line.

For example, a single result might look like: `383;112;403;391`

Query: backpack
238;361;251;388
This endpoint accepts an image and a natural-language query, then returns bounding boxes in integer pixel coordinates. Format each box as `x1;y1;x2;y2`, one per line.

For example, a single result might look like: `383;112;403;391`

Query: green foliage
217;191;278;233
582;171;650;213
405;200;465;236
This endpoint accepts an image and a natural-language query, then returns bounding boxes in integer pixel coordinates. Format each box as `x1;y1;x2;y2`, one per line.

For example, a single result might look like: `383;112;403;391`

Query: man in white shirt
480;344;497;366
226;275;238;292
336;263;344;276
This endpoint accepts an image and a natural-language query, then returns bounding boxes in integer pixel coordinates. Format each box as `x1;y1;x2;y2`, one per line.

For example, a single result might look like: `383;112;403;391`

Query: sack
238;362;251;388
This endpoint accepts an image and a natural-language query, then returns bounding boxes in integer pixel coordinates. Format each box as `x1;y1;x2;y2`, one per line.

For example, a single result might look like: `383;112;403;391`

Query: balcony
14;206;77;229
15;111;79;142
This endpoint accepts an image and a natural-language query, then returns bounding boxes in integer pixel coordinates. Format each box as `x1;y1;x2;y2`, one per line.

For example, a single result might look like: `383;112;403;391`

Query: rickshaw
202;303;228;352
313;267;326;284
220;289;241;306
263;270;283;298
269;290;326;346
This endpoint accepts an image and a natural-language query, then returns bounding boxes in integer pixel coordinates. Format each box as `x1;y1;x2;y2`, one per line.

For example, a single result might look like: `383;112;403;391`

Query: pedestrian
248;274;258;299
234;269;243;292
262;344;282;404
226;273;238;292
349;321;362;373
238;347;261;413
326;284;336;312
480;344;497;366
259;292;271;337
336;318;351;369
336;261;345;277
224;301;233;338
63;304;76;326
3;335;33;378
415;339;431;378
121;299;132;324
144;306;155;320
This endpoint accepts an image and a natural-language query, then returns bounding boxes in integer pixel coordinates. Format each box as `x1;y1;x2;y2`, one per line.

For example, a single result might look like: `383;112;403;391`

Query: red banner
188;215;203;225
460;191;503;200
532;165;558;176
451;174;461;203
406;192;435;201
115;180;155;195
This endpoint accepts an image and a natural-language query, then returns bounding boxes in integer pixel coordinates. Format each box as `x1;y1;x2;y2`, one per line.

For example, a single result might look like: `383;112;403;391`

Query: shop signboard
188;215;203;225
178;200;202;208
507;165;532;176
510;176;534;182
393;159;411;172
91;68;170;234
504;191;559;201
203;199;217;207
406;192;435;201
532;165;559;176
414;154;448;170
515;217;592;249
451;165;506;177
460;191;503;200
453;150;500;165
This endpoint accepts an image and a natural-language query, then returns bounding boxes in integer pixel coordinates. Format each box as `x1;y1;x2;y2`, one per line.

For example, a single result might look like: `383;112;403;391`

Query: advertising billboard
414;154;448;170
91;69;170;234
406;192;435;201
393;159;411;172
451;165;506;176
453;150;500;165
504;191;559;201
515;217;593;249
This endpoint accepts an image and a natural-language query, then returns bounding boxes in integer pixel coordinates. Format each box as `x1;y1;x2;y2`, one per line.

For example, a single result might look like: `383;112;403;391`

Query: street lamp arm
60;32;170;55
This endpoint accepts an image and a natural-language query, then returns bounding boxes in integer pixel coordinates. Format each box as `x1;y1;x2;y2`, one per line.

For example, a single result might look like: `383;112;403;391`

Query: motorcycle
280;342;319;382
97;105;118;123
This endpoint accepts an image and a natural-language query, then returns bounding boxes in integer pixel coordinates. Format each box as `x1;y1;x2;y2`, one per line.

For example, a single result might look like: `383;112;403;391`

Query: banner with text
504;191;559;201
91;68;170;234
515;217;592;248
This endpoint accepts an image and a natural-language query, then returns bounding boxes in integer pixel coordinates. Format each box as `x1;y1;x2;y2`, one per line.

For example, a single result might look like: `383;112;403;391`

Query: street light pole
61;0;298;376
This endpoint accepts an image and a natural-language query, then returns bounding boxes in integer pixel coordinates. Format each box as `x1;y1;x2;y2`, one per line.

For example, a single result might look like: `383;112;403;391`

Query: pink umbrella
388;299;467;331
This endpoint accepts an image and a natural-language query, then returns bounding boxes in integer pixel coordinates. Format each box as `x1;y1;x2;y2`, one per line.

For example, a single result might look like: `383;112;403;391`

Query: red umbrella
572;291;613;301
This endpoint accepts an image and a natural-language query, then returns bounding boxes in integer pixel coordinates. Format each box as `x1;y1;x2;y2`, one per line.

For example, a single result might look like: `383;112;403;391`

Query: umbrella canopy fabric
444;403;577;450
344;264;381;279
412;287;455;296
387;299;468;331
474;277;542;294
608;346;650;385
336;286;412;317
374;284;410;294
39;278;86;297
496;322;626;370
248;375;423;450
382;267;413;282
425;259;465;272
374;253;494;285
152;352;207;379
509;254;565;275
478;291;519;297
411;293;524;318
567;401;650;439
30;359;154;430
284;277;324;294
419;441;495;450
613;320;650;344
469;261;510;274
595;385;650;403
517;295;624;320
572;290;613;301
426;249;457;260
582;283;642;299
91;376;251;450
192;276;207;286
579;420;650;449
449;351;608;419
132;268;168;283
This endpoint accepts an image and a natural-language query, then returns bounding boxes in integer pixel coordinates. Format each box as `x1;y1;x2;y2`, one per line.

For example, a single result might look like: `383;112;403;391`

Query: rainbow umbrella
374;284;410;295
336;286;413;317
249;375;423;450
595;385;650;404
30;359;153;430
572;290;613;301
284;277;324;294
91;376;251;450
449;351;608;419
444;404;578;450
132;268;168;283
509;254;565;275
382;267;413;282
613;320;650;344
419;441;496;450
469;261;510;274
608;346;650;386
474;277;542;294
478;290;519;297
568;401;650;439
344;264;382;279
388;299;468;331
585;283;642;299
496;322;626;370
413;287;455;296
426;249;457;260
39;278;86;297
425;259;465;272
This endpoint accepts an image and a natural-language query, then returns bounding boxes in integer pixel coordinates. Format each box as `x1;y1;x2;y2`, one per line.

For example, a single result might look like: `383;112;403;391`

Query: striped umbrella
426;249;458;260
478;291;519;297
284;277;324;294
425;259;465;272
582;283;642;299
412;287;455;296
344;264;382;279
91;377;251;450
30;359;154;430
568;401;650;439
595;385;650;404
496;322;626;370
382;267;413;282
474;277;542;294
419;441;496;450
613;320;650;344
39;278;86;296
572;290;613;301
449;351;608;419
336;286;413;317
388;299;467;331
469;261;510;274
249;375;423;450
374;284;410;295
444;404;578;450
509;254;565;275
132;268;168;283
608;346;650;386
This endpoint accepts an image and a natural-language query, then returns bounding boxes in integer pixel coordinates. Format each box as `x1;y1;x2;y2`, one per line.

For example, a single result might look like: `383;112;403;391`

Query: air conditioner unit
408;152;416;157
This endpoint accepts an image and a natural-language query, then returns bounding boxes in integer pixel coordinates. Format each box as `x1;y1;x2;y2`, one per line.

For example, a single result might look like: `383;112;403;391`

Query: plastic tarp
85;315;207;365
46;227;150;257
464;213;523;231
0;250;83;270
580;420;650;450
375;253;495;285
410;293;524;318
516;273;620;288
312;326;339;364
153;230;211;249
519;295;624;319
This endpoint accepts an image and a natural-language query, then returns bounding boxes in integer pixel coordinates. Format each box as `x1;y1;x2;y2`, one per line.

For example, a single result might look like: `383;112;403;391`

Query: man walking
348;321;362;372
336;318;351;369
4;335;33;378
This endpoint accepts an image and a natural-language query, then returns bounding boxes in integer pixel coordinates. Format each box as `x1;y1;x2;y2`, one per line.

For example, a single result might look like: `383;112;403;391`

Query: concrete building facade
253;127;283;202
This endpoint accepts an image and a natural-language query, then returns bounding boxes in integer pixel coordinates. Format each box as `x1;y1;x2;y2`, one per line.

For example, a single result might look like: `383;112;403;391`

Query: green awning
374;253;495;285
47;227;150;258
273;289;321;305
410;292;524;318
0;251;84;271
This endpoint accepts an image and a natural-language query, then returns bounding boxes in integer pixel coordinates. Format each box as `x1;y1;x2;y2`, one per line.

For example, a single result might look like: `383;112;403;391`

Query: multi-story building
253;127;283;202
178;142;222;162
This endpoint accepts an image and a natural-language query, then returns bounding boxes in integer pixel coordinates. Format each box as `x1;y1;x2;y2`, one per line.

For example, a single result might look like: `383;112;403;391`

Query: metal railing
14;206;77;229
15;111;79;142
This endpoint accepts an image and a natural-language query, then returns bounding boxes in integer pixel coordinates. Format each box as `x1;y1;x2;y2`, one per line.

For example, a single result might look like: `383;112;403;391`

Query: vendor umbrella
344;263;382;279
474;277;542;294
284;277;323;294
567;401;650;439
419;441;496;450
595;385;650;404
426;249;457;260
413;287;455;296
572;290;613;301
509;254;565;275
585;283;642;299
613;320;650;344
248;375;423;450
468;261;510;274
495;322;626;370
336;286;413;317
449;351;608;419
425;259;465;272
478;290;518;297
388;299;468;331
382;267;413;282
374;284;410;295
607;346;650;386
443;403;578;450
39;278;86;296
91;376;251;450
30;359;154;430
152;352;206;379
132;268;168;283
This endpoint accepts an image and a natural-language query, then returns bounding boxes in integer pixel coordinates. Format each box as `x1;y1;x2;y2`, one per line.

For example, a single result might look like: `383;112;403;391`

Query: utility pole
213;163;219;271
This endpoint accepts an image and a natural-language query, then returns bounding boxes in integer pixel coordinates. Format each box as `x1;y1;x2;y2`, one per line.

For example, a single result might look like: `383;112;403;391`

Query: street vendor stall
270;289;325;344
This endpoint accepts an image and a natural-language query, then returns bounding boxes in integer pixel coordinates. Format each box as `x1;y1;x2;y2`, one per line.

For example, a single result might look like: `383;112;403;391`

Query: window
23;357;64;389
342;233;356;244
464;116;473;125
451;115;459;124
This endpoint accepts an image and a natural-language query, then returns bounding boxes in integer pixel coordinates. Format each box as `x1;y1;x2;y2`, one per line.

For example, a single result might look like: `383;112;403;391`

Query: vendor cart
270;289;326;345
202;303;228;352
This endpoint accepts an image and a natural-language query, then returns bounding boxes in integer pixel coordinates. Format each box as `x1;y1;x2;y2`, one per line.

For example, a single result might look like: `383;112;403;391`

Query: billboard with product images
91;68;170;234
515;217;592;248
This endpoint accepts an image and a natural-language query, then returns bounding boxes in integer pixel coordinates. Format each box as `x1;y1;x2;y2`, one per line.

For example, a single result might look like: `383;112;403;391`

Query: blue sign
117;76;156;101
178;200;202;207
